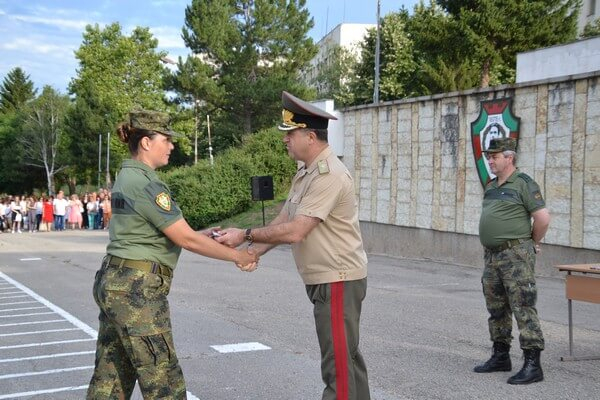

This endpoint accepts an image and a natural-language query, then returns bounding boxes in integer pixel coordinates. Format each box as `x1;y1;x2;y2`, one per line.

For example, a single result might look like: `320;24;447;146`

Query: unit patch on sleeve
155;192;172;211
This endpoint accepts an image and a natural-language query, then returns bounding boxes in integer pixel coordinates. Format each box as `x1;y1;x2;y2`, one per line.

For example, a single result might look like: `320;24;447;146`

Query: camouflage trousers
87;257;186;399
482;239;545;350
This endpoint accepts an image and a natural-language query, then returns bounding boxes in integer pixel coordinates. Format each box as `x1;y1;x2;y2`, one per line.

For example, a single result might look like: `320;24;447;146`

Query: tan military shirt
282;147;367;285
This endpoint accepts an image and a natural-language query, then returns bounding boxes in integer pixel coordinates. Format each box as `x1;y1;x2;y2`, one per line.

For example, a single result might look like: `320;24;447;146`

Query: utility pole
97;133;102;188
207;115;214;166
194;99;200;165
373;0;381;104
105;130;111;188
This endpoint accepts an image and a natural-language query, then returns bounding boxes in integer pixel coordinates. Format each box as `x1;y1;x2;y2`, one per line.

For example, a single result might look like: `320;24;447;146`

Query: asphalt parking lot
1;230;599;399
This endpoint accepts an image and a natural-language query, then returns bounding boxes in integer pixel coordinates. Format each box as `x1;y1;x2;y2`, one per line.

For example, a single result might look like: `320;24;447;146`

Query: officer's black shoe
473;342;512;373
507;349;544;385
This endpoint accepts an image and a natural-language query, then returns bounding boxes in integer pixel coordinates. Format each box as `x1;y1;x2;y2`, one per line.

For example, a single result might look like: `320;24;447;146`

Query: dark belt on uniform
486;238;528;253
105;255;173;278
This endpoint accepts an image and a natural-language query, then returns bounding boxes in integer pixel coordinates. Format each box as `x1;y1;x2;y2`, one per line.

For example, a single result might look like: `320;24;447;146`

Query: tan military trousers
87;259;186;399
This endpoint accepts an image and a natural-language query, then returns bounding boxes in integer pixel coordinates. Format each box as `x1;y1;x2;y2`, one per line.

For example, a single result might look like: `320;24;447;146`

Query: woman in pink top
68;194;83;230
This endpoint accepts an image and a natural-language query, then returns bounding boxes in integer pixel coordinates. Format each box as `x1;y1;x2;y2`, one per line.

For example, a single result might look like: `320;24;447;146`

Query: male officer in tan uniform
218;91;370;400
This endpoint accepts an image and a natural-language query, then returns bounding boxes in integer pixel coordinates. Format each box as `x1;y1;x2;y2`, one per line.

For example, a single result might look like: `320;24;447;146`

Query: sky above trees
0;0;419;93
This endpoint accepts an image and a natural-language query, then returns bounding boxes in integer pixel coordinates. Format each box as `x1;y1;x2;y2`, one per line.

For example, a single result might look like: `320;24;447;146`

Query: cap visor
158;130;183;138
278;123;299;131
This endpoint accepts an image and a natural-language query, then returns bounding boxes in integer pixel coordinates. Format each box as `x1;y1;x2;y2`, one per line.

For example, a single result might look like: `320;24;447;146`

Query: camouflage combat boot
473;342;511;373
507;349;543;385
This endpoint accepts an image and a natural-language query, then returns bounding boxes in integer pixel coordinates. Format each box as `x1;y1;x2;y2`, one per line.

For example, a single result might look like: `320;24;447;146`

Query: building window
590;0;597;17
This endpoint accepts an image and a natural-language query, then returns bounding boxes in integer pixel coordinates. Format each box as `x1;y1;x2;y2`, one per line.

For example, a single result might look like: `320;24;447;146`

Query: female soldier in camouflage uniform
87;110;257;399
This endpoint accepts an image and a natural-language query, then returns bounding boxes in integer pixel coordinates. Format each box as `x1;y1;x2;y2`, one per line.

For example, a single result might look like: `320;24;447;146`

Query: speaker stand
261;201;266;226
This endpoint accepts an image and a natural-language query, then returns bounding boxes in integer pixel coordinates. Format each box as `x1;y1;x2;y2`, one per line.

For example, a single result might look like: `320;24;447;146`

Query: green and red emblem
470;98;520;187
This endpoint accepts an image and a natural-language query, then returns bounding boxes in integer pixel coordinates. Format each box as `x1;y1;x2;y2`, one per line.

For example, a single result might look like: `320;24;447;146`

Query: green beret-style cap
484;137;517;153
129;110;180;137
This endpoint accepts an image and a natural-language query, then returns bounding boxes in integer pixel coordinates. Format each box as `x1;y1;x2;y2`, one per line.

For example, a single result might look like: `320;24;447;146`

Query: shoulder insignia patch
155;192;171;211
317;159;330;175
533;191;543;200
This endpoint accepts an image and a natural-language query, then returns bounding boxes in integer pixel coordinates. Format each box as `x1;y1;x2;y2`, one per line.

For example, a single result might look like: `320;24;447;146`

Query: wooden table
555;263;600;361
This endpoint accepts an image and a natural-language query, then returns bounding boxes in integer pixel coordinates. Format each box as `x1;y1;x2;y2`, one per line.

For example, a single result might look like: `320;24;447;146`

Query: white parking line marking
0;319;65;327
0;294;29;299
0;365;94;380
0;385;89;399
0;311;56;318
0;306;47;312
0;350;96;363
0;272;97;338
0;327;79;337
0;300;38;306
0;338;96;350
19;258;42;261
0;291;22;295
0;272;202;400
210;342;271;353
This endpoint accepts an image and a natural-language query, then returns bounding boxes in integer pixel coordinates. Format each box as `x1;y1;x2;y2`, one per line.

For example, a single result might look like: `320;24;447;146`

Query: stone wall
342;72;600;271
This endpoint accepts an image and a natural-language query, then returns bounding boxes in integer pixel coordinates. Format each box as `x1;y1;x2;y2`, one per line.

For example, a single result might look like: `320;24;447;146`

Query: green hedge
162;127;296;229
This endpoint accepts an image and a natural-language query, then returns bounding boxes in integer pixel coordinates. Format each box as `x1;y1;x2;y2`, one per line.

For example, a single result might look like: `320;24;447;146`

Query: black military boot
507;349;543;384
474;342;511;373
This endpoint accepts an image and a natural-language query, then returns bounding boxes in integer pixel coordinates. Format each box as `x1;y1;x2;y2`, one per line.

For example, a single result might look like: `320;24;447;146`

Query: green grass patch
208;195;287;229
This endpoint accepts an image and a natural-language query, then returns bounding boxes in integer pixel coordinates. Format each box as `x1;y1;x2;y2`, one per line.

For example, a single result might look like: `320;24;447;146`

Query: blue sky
0;0;418;93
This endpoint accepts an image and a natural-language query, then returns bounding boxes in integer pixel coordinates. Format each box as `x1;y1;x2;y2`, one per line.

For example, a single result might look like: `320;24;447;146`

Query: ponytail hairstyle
116;123;157;156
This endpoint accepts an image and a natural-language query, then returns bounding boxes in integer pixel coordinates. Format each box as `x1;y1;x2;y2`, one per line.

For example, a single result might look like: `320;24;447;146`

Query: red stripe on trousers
330;282;349;400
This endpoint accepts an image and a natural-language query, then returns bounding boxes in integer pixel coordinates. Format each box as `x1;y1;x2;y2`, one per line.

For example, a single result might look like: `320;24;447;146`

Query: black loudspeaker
251;176;274;201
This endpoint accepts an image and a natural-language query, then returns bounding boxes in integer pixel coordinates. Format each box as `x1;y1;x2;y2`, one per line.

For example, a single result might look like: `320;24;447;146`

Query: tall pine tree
0;67;37;114
178;0;317;146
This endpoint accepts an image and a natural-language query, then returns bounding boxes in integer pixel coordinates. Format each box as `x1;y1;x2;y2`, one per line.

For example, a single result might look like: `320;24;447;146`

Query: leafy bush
162;127;296;229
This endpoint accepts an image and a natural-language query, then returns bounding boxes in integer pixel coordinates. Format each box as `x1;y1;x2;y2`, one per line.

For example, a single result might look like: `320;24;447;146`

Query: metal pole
194;99;199;165
105;130;110;188
207;114;214;166
373;0;381;104
98;134;102;187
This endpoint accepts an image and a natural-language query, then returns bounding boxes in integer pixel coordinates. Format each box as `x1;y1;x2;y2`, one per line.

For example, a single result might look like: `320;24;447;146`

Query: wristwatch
244;228;254;244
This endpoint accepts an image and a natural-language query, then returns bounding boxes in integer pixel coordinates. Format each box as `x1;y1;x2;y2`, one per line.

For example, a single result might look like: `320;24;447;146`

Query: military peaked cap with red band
278;91;337;131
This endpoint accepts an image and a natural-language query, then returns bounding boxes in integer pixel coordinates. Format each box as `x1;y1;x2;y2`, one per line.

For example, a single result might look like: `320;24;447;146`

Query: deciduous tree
20;86;70;195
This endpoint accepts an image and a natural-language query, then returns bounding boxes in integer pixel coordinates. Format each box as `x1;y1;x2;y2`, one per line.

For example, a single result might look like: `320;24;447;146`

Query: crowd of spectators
0;188;112;233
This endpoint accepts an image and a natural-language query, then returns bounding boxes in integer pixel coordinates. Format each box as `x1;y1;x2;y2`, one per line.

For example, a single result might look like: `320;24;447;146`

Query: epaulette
517;172;533;183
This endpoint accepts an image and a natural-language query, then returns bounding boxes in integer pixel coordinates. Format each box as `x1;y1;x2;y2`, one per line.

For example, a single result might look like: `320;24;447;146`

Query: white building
302;23;375;89
516;0;600;83
516;35;600;83
578;0;599;33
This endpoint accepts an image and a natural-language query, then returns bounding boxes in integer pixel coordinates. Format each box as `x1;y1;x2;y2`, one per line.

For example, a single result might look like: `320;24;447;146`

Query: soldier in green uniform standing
87;110;258;400
217;92;370;400
474;137;551;385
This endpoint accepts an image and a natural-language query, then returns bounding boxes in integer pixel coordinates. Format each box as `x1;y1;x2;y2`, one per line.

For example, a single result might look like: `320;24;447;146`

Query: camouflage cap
484;137;517;153
129;110;180;137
